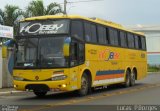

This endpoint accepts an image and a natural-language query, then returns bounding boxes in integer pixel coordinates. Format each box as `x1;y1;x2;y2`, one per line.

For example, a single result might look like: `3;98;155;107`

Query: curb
147;72;160;74
0;91;24;95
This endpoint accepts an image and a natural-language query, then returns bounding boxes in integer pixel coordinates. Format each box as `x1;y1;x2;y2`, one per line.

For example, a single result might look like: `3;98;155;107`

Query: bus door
70;39;85;90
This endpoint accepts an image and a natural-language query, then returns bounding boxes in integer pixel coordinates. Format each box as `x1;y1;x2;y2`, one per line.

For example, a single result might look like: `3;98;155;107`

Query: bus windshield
15;37;70;69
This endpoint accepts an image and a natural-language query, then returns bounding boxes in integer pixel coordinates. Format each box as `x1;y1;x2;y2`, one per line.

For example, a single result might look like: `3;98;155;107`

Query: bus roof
22;15;145;36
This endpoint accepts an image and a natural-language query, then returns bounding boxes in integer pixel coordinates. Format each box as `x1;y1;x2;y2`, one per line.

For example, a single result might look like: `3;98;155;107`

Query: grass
148;66;160;72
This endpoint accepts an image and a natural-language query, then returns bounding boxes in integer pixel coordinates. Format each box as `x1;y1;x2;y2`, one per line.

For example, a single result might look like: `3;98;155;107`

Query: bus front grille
25;84;49;92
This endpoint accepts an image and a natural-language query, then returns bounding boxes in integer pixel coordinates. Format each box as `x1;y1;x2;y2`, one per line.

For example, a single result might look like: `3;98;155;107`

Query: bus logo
20;23;64;34
99;49;120;61
35;76;39;80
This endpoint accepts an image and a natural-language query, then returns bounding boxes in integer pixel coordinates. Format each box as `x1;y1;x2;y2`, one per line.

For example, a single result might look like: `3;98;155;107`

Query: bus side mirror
63;44;69;57
2;46;7;58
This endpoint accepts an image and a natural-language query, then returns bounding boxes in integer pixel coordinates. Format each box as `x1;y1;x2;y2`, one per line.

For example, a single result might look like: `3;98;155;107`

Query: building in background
126;25;160;66
0;25;13;88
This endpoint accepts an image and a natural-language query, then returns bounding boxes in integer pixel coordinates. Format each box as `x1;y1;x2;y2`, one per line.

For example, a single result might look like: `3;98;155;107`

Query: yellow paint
2;46;7;58
14;15;147;93
63;44;69;56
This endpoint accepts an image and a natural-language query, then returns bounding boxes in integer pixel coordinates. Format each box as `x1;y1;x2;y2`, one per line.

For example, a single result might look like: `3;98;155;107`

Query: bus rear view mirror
2;46;7;58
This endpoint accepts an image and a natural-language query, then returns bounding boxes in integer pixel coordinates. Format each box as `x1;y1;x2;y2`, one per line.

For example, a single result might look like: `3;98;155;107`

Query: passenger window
120;31;127;47
84;22;97;43
97;25;107;44
138;36;142;49
135;35;139;49
141;37;146;50
90;24;97;43
84;22;91;42
127;33;135;48
71;20;84;40
109;28;119;46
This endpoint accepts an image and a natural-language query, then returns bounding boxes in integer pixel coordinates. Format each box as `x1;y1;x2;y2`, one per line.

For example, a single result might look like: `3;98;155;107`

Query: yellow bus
13;15;147;97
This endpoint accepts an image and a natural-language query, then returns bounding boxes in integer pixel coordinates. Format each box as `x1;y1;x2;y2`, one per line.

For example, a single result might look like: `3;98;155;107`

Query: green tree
26;0;62;17
0;5;25;36
2;5;25;26
0;9;5;24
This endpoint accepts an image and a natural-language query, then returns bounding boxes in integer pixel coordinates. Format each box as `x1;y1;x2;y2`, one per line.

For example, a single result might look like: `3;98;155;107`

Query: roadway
0;73;160;111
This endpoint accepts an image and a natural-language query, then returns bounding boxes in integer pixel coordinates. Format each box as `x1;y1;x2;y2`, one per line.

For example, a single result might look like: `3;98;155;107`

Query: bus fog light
14;85;18;88
62;84;66;88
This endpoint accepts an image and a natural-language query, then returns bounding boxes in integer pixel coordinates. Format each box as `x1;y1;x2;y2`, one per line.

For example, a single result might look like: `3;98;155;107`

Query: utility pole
64;0;67;15
63;0;103;15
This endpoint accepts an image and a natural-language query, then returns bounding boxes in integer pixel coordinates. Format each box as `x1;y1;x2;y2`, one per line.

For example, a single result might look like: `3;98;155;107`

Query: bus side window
109;28;119;46
71;20;84;40
70;42;78;66
70;41;85;66
138;36;142;49
135;35;139;49
79;43;85;64
97;25;107;44
127;33;135;48
141;37;146;50
109;28;114;45
84;22;91;42
84;22;97;43
106;28;109;44
120;31;127;47
90;24;97;43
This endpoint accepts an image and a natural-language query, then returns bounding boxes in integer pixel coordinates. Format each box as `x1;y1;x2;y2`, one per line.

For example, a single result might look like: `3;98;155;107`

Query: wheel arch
83;69;92;87
124;67;131;80
125;67;131;74
77;68;93;89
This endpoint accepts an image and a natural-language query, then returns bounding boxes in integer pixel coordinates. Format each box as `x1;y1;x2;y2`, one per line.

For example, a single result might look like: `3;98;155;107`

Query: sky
0;0;160;25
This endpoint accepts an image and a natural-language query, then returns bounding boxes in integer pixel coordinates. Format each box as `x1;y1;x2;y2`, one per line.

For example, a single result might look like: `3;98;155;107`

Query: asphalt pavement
0;73;160;111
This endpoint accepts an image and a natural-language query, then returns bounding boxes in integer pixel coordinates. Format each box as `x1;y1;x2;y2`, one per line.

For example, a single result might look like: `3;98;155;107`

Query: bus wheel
34;91;47;97
130;70;136;86
124;70;131;87
78;73;90;96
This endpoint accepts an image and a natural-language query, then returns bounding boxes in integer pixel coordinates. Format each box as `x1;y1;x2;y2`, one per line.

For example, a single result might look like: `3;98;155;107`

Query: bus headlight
51;75;67;81
13;76;24;81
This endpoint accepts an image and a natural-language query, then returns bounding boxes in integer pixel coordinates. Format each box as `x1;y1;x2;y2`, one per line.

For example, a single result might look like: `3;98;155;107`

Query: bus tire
130;70;136;86
124;70;131;87
78;73;90;96
34;91;47;97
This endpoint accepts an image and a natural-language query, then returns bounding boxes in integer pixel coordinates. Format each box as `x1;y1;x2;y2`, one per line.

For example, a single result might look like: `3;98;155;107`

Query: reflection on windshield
16;38;38;67
39;37;66;67
15;37;69;68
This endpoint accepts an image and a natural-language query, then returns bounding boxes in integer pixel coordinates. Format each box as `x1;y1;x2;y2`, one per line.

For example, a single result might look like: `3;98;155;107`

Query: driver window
70;40;85;67
70;42;78;66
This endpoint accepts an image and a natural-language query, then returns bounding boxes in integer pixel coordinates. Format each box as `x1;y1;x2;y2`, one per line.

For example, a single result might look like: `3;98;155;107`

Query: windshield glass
15;37;70;68
39;37;67;68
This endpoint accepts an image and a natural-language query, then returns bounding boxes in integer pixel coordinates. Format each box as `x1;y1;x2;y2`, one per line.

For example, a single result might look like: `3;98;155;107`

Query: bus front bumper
13;80;71;92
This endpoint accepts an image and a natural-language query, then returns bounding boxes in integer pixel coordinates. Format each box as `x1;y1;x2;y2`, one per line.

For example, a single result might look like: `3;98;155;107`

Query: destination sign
19;20;69;36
